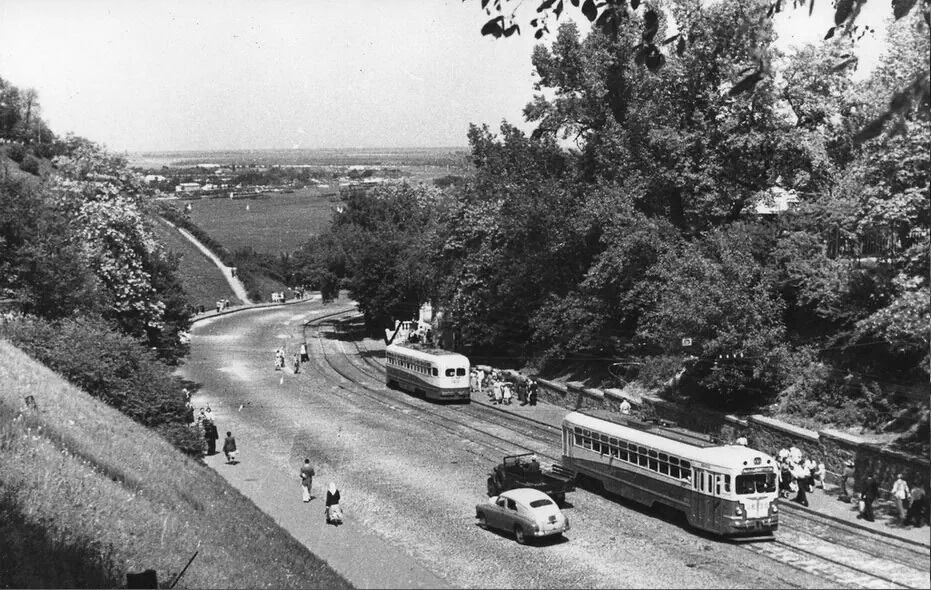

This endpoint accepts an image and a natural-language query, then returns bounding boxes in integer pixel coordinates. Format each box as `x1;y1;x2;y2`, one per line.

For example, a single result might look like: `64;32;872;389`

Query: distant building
144;174;167;183
176;182;202;193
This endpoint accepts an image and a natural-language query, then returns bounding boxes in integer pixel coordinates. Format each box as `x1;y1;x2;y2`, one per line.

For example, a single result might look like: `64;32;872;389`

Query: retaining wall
533;377;929;494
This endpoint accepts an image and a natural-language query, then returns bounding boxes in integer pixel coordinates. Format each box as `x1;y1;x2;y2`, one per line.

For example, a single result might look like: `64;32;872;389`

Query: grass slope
0;340;350;589
163;190;336;255
150;216;243;310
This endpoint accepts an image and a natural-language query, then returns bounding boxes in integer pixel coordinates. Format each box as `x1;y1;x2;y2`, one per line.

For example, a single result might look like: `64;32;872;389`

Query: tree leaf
808;0;815;16
728;71;764;96
535;28;545;39
582;0;598;21
631;0;640;8
570;0;580;6
481;0;490;9
537;0;556;12
823;26;835;40
892;0;917;20
503;24;521;37
834;0;853;25
642;9;659;43
554;0;564;18
481;16;505;37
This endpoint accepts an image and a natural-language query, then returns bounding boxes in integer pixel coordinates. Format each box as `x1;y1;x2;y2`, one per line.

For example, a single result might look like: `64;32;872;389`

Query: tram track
304;309;929;590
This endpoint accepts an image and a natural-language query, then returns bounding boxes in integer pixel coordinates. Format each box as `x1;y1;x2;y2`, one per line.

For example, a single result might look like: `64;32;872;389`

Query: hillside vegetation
0;340;349;589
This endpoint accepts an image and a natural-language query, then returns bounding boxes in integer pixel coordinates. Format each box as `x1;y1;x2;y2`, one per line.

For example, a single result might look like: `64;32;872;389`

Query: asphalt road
180;299;830;589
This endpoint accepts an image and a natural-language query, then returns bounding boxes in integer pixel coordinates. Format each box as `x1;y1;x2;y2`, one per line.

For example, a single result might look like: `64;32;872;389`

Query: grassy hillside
150;216;243;310
162;191;336;255
0;340;350;589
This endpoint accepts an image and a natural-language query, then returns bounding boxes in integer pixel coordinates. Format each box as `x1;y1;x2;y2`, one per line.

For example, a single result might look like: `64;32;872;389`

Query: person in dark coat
204;420;219;455
325;482;342;525
860;474;879;521
223;431;238;464
528;380;538;406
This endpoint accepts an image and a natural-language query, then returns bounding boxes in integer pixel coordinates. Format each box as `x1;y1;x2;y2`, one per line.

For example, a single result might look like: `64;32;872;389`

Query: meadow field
161;189;336;255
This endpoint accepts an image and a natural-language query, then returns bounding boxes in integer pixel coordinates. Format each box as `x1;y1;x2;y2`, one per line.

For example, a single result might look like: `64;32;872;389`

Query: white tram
385;344;471;402
562;411;779;537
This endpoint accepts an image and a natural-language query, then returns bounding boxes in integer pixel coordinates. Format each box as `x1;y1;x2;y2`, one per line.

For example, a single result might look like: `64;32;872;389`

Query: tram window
670;457;679;466
659;462;669;475
715;475;722;495
681;460;690;471
609;446;619;458
583;436;593;450
649;458;658;471
432;368;438;376
638;453;648;467
735;473;777;494
601;434;609;443
609;437;618;446
648;449;657;458
445;369;455;377
724;475;731;493
457;368;466;376
669;465;679;478
658;453;668;462
618;441;627;449
618;450;628;461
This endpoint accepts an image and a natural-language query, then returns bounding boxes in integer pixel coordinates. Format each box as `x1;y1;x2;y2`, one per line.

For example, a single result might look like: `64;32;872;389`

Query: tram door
690;468;706;528
690;469;721;530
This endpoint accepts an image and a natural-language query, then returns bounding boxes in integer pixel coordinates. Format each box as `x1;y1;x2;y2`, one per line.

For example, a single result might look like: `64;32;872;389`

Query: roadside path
160;216;252;304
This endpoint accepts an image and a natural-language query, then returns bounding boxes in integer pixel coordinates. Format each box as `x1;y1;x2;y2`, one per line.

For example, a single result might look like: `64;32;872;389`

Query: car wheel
487;477;498;497
514;526;526;544
477;512;487;529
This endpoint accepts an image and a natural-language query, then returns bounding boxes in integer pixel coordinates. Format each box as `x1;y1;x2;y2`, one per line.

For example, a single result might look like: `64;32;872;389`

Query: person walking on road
300;342;309;363
325;482;343;525
300;459;315;503
223;431;238;464
892;473;910;522
204;420;219;455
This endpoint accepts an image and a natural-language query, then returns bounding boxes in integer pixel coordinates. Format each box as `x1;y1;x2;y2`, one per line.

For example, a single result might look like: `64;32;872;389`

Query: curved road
181;300;835;589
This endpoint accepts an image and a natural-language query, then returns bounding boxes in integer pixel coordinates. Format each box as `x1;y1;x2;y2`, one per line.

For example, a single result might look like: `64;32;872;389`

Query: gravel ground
180;301;832;589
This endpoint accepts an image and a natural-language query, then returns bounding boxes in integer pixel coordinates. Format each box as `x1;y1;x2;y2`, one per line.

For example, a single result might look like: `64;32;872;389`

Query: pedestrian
905;480;926;527
791;461;809;506
502;382;512;405
839;459;855;502
293;353;301;374
892;473;910;522
300;342;309;363
325;482;343;525
528;380;538;406
735;436;748;446
216;300;221;313
517;380;527;405
223;431;238;464
300;459;315;503
492;380;503;405
204;420;218;455
619;397;631;415
859;474;878;521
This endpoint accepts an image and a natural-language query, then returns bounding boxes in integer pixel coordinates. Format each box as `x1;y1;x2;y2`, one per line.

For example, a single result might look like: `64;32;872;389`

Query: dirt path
160;215;252;304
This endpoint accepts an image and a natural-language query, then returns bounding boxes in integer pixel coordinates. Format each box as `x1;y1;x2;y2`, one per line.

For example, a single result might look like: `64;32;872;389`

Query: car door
487;496;508;530
504;497;523;532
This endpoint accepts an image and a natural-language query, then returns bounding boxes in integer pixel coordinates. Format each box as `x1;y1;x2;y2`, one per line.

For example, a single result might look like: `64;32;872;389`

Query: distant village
139;162;405;200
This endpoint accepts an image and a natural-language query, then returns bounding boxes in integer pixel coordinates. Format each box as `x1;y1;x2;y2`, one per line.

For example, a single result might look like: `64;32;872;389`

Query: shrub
7;143;26;163
19;155;40;176
0;315;197;454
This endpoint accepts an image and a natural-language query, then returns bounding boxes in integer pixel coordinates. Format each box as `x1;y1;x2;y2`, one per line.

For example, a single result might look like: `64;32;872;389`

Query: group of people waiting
299;459;343;526
275;343;310;373
471;368;538;406
776;447;826;507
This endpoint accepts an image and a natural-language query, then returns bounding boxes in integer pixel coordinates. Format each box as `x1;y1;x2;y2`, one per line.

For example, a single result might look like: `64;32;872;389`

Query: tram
385;344;470;402
561;411;778;537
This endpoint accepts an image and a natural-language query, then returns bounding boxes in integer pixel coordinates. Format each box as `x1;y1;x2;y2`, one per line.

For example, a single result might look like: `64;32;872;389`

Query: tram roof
564;411;776;470
386;343;468;360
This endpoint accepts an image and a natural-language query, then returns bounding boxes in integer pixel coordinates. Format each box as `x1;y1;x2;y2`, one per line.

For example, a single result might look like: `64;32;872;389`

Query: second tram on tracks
562;411;779;537
385;344;471;402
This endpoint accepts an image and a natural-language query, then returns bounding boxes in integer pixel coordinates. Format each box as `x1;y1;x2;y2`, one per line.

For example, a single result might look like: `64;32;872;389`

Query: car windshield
529;498;554;508
735;473;776;494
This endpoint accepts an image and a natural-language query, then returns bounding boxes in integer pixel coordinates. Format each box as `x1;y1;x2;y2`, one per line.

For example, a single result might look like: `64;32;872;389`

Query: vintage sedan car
475;487;570;544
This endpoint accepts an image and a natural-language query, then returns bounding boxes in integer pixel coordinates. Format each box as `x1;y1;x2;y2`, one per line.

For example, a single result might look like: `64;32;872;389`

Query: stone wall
533;377;929;495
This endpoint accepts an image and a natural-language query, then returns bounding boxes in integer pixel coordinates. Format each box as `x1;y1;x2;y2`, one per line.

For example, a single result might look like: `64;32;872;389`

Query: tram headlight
769;503;778;515
735;504;744;517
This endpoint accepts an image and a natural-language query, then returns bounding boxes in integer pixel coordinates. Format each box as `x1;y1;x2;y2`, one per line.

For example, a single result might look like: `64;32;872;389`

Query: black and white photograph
0;0;928;588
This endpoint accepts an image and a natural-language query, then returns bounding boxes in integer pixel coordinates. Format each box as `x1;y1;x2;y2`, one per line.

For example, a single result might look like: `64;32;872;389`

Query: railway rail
304;309;930;590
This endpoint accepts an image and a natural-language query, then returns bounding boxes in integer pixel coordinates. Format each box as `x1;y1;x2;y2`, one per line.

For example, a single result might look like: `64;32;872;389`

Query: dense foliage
1;78;197;454
296;0;929;429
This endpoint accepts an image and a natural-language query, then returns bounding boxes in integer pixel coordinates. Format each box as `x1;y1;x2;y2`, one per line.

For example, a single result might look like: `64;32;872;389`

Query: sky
0;0;891;153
